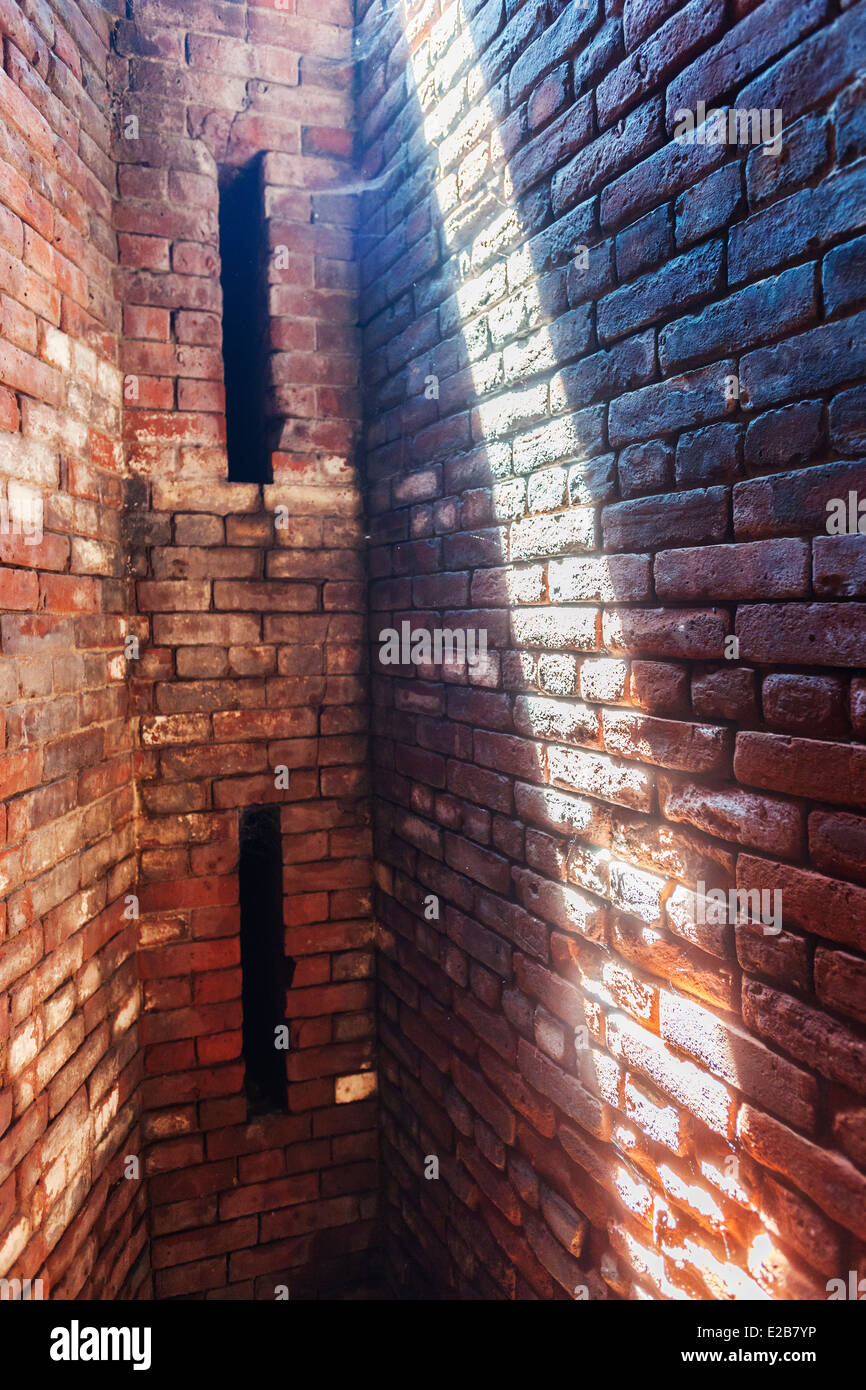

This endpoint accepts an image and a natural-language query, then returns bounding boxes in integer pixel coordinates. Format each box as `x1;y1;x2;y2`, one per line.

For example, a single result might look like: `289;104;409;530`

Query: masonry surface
0;0;864;1301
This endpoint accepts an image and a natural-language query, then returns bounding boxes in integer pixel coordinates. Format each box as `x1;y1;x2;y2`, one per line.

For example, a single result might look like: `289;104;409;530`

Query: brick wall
2;0;866;1305
0;0;145;1300
358;0;866;1298
1;0;378;1304
116;0;378;1298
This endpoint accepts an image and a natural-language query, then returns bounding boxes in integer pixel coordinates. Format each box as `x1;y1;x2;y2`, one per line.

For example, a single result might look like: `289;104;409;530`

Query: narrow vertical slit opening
218;159;271;483
239;805;292;1114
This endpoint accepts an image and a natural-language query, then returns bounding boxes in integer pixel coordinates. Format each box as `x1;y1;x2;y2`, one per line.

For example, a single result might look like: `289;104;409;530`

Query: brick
659;264;816;374
514;870;606;942
612;911;734;1008
813;535;866;599
736;602;866;667
213;581;319;612
733;461;866;539
598;0;724;127
629;661;688;715
602;130;727;232
602;486;727;552
655;539;809;600
599;241;724;343
747;113;830;211
742;978;866;1097
510;606;598;652
617;440;672;498
551;332;656;413
0;567;39;609
607;1012;735;1137
757;1173;842;1277
603;710;731;774
609;362;735;445
659;989;816;1129
153;614;262;647
829;385;866;455
808;810;866;887
815;946;866;1025
513;695;598;747
675;422;742;487
736;731;866;809
604;606;730;658
665;0;827;129
659;773;803;859
548;553;652;604
518;1039;609;1139
507;94;593;199
762;673;847;734
553;98;662;218
547;745;654;812
625;1074;689;1153
675;162;742;248
445;907;512;978
737;1;866;136
540;1183;588;1256
832;71;866;163
452;1057;516;1144
740;309;866;411
737;851;866;952
743;400;824;472
509;0;600;104
736;163;866;286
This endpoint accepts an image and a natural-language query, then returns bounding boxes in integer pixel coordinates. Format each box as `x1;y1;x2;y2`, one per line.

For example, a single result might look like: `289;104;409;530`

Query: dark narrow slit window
239;805;292;1114
218;160;271;483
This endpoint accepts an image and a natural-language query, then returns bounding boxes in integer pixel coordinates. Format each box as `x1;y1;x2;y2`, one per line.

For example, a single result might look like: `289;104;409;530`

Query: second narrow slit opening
239;804;292;1114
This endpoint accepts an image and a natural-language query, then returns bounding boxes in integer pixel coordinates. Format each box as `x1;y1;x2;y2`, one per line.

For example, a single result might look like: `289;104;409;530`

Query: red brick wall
3;0;865;1306
0;0;146;1300
358;0;866;1298
2;0;377;1304
116;0;378;1298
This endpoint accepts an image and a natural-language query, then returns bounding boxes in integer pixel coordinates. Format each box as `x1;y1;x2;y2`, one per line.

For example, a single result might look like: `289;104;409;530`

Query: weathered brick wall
0;0;146;1300
358;0;866;1298
3;0;865;1306
115;0;378;1298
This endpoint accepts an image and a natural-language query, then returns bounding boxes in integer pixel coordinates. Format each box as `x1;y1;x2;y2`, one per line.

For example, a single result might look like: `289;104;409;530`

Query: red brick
603;710;731;774
655;540;810;600
659;774;804;859
815;946;866;1025
737;603;866;668
660;988;816;1130
0;567;38;609
738;1104;866;1240
808;810;866;887
735;731;866;809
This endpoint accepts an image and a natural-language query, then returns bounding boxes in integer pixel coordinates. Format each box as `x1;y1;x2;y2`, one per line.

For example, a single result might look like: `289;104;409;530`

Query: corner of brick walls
356;0;866;1300
1;0;380;1302
114;0;379;1299
3;0;866;1306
